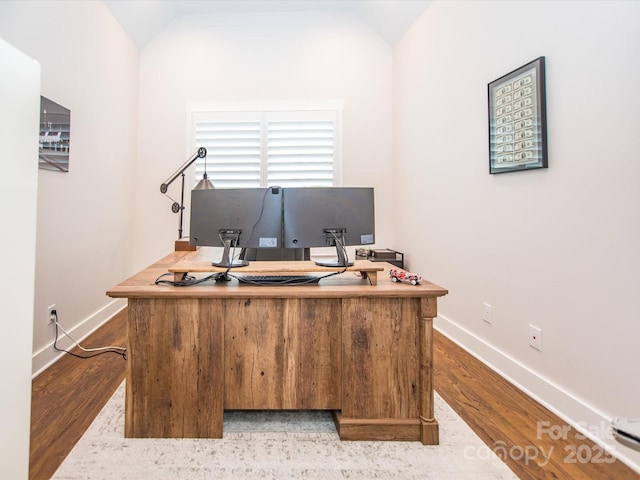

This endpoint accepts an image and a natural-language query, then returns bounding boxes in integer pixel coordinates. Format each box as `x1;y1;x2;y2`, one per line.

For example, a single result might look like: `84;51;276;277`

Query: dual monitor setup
190;187;375;269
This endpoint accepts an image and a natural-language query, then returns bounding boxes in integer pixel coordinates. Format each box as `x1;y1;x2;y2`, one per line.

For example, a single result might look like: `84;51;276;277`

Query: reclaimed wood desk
107;248;448;443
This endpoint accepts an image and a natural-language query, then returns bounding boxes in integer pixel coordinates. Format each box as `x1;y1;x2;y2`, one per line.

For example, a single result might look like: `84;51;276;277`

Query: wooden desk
107;248;448;443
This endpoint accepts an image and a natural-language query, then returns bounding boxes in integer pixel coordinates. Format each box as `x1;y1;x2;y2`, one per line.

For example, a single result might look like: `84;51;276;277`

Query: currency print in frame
488;57;548;174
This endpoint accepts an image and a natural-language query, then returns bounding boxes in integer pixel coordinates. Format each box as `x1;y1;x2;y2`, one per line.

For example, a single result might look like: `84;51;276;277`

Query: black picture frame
39;96;70;172
488;56;547;174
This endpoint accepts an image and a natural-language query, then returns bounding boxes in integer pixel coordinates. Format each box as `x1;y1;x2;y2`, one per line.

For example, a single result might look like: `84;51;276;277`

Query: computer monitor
190;187;283;268
282;187;375;267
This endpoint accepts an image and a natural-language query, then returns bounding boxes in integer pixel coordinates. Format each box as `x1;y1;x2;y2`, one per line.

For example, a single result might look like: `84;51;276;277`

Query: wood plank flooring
29;310;639;479
29;309;128;480
433;332;639;480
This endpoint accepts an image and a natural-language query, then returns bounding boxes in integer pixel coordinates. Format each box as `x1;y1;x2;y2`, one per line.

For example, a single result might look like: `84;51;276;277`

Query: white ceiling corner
352;0;431;45
102;0;431;49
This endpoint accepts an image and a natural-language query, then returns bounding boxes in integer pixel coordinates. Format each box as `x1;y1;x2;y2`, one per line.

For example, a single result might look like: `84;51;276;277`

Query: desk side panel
338;297;425;441
341;297;420;419
126;298;224;438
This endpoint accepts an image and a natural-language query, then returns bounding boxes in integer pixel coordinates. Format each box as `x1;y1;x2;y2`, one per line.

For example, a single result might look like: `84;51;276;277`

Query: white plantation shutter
266;112;335;187
193;112;262;188
193;109;339;188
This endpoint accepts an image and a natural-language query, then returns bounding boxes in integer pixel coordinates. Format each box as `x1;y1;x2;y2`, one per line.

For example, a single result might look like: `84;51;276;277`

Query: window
191;108;341;188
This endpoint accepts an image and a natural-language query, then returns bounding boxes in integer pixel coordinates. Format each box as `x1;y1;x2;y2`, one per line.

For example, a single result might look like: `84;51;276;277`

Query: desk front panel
224;297;342;410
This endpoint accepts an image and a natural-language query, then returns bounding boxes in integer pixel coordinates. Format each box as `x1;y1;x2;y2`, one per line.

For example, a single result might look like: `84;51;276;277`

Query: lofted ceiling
102;0;432;48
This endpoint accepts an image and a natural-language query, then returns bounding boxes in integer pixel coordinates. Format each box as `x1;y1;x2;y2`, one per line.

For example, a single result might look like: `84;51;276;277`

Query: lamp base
175;240;196;252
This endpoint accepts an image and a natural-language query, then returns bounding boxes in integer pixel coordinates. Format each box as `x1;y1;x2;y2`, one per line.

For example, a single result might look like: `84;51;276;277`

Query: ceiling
102;0;432;49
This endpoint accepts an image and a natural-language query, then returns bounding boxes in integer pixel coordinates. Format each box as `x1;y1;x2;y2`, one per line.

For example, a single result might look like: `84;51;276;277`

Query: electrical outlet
47;304;57;325
482;302;492;324
529;324;542;351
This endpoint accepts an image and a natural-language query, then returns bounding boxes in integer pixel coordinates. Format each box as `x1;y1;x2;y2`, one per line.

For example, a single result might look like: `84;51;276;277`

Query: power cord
154;272;221;286
52;310;127;361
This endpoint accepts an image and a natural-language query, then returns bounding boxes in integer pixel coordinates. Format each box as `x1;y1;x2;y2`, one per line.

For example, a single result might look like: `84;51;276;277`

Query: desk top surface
107;248;448;299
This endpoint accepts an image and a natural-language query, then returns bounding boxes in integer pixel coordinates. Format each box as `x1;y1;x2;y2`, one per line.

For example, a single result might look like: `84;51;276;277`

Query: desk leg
419;298;439;445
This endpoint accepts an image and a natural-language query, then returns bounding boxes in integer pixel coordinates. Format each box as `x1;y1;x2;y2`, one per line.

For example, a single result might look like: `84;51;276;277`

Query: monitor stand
212;232;249;268
315;237;353;268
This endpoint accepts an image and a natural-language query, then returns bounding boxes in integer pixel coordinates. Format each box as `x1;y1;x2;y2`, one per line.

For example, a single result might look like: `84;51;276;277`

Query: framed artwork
39;96;70;172
488;56;547;174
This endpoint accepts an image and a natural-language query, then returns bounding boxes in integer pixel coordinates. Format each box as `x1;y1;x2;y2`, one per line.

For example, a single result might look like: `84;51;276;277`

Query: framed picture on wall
39;96;70;172
488;56;547;174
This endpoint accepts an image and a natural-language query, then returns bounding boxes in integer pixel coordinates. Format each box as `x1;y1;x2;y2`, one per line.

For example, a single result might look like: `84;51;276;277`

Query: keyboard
237;275;321;286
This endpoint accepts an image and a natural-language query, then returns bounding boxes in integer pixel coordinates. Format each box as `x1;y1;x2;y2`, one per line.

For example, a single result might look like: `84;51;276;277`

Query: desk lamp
160;147;214;239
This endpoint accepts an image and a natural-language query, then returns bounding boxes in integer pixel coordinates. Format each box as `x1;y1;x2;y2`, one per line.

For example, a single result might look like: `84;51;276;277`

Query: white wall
0;0;139;374
393;0;640;470
0;37;39;480
133;11;393;270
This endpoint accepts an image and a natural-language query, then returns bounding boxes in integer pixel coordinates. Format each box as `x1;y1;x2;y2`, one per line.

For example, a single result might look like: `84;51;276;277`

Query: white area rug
53;383;519;479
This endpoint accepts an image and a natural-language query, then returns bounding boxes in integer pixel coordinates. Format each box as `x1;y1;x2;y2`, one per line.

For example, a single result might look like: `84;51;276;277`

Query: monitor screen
282;187;375;266
190;187;283;267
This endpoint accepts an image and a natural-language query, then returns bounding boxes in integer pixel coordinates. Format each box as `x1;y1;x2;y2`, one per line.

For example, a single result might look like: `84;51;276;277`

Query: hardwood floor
29;309;128;480
433;331;639;480
29;310;639;479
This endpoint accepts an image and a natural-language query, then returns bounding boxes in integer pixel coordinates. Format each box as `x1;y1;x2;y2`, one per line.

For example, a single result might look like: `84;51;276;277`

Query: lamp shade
193;173;214;190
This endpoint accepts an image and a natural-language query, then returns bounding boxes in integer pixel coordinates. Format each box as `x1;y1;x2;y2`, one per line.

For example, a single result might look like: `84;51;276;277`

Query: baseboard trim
435;314;640;474
32;299;127;378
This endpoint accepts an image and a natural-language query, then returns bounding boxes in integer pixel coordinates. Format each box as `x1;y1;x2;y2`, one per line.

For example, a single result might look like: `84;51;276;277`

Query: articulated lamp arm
159;147;209;239
159;147;207;194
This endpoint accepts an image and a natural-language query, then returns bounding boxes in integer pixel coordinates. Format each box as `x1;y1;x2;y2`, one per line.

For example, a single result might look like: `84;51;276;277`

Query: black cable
155;264;348;287
326;229;352;267
154;272;218;286
53;319;127;361
245;186;281;246
215;186;280;268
